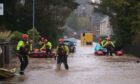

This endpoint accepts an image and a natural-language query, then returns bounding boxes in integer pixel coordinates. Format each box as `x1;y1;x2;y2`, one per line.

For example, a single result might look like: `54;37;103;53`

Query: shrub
27;28;40;42
10;31;23;43
0;31;12;42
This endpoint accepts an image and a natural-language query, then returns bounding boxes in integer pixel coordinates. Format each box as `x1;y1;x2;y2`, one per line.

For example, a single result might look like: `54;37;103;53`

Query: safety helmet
58;38;64;42
44;38;48;43
22;34;28;40
58;38;64;44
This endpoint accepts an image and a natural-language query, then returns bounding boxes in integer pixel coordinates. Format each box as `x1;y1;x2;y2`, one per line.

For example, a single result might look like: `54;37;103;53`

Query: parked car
64;38;77;46
64;40;76;53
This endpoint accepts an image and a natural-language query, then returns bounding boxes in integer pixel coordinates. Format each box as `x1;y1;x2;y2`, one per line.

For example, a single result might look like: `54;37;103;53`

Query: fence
0;42;16;68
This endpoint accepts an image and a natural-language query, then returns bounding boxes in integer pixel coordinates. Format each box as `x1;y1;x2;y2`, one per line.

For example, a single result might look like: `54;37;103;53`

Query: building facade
99;16;112;36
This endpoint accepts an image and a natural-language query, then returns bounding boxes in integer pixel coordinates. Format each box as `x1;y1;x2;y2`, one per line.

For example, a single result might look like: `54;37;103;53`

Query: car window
64;41;74;46
64;41;70;46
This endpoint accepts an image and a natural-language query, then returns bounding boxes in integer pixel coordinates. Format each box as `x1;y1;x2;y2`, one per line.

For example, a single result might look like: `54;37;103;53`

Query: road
1;41;140;84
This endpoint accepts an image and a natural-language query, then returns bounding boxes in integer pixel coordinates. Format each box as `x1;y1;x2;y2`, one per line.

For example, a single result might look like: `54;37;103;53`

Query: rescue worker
40;38;52;55
38;37;45;50
104;38;115;56
101;38;107;47
29;39;33;53
95;38;104;52
56;38;69;70
95;38;107;54
16;34;30;75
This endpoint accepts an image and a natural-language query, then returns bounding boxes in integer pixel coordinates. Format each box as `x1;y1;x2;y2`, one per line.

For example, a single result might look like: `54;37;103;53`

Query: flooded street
1;40;140;84
1;0;140;84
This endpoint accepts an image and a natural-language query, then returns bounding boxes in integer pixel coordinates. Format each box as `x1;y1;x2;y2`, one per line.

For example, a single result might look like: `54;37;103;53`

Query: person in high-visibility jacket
101;39;107;47
40;38;52;54
38;37;45;50
56;38;69;70
29;39;33;53
95;38;107;53
104;38;115;56
16;34;30;75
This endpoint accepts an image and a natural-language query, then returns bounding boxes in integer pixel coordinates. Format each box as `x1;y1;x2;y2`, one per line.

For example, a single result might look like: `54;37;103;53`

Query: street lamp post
33;0;35;28
32;0;35;48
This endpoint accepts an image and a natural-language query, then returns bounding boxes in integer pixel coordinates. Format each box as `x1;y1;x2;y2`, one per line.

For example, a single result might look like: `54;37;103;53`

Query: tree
10;31;23;43
1;0;77;42
27;28;40;42
97;0;140;47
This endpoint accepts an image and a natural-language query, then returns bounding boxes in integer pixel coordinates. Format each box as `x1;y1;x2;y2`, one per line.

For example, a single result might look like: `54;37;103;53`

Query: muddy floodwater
1;41;140;84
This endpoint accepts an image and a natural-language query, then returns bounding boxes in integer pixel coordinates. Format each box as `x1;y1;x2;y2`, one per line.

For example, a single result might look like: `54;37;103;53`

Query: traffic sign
0;3;4;15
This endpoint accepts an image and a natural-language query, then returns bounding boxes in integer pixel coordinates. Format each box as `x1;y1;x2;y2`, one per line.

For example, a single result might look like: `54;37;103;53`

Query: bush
10;31;23;43
0;31;12;42
27;28;40;42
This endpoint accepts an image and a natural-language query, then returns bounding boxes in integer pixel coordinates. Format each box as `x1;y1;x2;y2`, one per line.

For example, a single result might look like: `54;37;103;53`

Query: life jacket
104;41;115;48
46;42;52;49
101;40;106;47
16;40;29;54
57;45;66;56
40;41;52;51
29;43;33;52
16;40;24;51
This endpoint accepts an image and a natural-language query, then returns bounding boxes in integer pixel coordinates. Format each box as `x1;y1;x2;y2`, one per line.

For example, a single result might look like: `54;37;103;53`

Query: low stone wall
126;44;140;57
0;42;16;68
126;34;140;57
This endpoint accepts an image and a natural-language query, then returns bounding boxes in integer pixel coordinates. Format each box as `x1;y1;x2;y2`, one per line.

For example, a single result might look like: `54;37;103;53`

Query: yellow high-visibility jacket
29;43;33;52
56;44;69;55
104;41;115;48
16;40;24;51
40;41;52;51
101;40;106;47
16;40;30;54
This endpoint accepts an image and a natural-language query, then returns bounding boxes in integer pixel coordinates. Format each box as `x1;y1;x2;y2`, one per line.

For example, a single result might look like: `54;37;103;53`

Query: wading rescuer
56;38;69;70
16;34;30;75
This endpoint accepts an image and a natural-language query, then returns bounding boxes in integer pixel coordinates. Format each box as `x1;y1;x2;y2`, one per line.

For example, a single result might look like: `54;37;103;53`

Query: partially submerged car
64;40;76;53
64;38;77;46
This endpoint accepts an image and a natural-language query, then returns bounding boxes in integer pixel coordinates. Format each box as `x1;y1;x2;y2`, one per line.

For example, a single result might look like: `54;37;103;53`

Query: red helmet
44;38;48;42
106;38;110;41
22;34;28;40
58;38;64;42
58;38;64;44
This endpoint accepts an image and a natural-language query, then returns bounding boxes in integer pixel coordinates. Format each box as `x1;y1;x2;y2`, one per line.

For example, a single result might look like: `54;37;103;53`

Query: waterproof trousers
106;46;114;56
57;55;69;70
18;54;28;72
